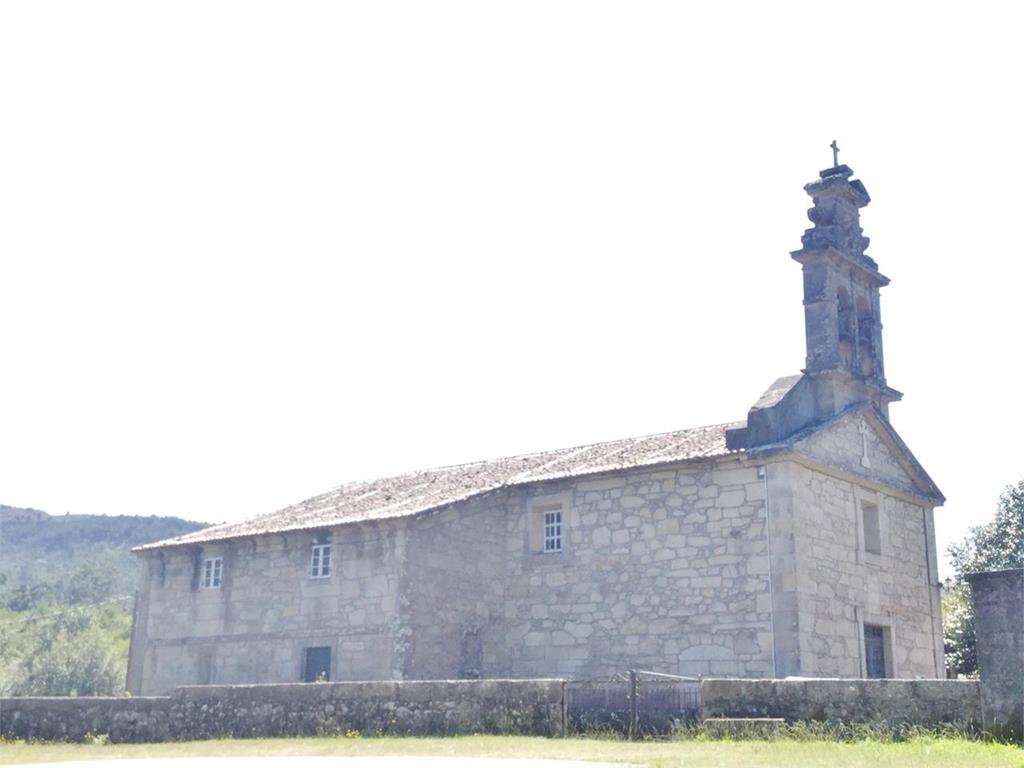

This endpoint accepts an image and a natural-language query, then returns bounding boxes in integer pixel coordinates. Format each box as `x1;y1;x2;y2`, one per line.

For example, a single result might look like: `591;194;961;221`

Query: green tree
941;583;976;677
943;479;1024;676
13;624;124;696
61;561;118;605
5;582;54;612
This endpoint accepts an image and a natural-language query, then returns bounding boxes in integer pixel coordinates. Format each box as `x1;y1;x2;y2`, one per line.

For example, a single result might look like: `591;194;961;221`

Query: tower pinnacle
791;159;901;416
725;156;905;451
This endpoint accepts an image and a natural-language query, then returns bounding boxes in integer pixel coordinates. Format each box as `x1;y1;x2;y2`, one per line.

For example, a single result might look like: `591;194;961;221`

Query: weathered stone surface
701;678;981;728
0;679;566;742
0;696;170;743
764;420;945;679
968;568;1024;742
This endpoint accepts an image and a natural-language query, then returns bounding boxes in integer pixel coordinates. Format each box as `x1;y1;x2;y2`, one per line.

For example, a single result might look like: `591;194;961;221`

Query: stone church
127;160;946;695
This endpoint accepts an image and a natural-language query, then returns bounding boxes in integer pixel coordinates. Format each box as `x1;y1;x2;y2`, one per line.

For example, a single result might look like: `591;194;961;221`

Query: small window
201;557;223;589
310;543;332;578
528;495;569;554
543;510;562;553
862;502;881;555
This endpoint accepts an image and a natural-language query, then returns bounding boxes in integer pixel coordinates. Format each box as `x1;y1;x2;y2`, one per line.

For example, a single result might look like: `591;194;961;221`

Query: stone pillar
967;568;1023;742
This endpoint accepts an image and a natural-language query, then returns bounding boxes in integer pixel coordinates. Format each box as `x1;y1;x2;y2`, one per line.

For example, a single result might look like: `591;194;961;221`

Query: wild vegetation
942;480;1024;677
0;505;205;696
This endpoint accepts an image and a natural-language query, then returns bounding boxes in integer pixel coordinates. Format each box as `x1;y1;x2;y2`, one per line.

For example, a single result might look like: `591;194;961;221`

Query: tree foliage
0;506;204;601
941;583;976;678
0;504;205;696
0;601;132;696
943;479;1024;677
947;480;1024;578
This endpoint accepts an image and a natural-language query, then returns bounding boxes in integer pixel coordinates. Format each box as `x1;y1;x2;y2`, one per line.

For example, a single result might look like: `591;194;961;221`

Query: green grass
1;734;1021;767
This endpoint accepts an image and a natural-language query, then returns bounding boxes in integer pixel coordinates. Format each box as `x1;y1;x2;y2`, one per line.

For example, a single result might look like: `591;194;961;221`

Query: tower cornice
790;246;890;288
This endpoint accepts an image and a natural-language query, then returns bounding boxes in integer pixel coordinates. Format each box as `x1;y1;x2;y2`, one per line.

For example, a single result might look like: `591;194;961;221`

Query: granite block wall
0;679;567;742
701;678;981;727
131;519;409;693
764;412;944;679
968;568;1024;742
500;464;774;679
0;696;171;743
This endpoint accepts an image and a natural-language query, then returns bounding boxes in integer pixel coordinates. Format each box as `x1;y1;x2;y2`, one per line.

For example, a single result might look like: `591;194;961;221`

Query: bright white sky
2;2;1022;577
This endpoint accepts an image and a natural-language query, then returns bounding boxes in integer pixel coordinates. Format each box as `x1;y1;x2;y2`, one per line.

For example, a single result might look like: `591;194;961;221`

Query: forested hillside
0;505;207;696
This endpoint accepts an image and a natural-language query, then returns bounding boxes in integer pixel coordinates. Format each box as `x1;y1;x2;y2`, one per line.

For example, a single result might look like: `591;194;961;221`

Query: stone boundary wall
968;568;1023;742
701;678;981;728
0;679;566;743
0;696;171;743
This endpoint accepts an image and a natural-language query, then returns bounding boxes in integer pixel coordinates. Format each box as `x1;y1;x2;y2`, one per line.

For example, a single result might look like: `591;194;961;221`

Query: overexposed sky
2;1;1022;576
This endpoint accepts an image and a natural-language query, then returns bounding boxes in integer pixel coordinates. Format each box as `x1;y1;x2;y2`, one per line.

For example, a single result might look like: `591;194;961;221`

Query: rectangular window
310;543;332;578
201;557;223;589
543;510;562;553
862;502;881;555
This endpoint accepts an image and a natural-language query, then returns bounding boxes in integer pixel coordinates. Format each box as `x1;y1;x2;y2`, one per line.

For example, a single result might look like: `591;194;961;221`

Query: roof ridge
320;419;747;492
135;418;745;551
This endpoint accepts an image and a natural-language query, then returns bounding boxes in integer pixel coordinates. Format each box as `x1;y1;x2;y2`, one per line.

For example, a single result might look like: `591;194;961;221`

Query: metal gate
566;670;701;735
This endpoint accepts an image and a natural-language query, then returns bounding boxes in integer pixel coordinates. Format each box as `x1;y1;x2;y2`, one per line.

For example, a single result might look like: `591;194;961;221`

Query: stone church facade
127;161;946;695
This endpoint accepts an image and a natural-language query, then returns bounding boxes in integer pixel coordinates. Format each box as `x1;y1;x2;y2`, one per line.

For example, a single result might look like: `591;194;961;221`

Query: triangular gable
789;405;944;504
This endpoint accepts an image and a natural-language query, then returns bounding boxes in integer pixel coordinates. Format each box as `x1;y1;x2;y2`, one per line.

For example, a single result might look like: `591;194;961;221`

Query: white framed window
201;557;223;589
543;510;562;553
528;493;570;555
310;543;332;578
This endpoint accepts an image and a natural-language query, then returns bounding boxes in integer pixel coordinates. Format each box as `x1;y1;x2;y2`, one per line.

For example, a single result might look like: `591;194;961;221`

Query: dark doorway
197;650;214;685
864;624;887;678
460;629;482;679
303;646;331;682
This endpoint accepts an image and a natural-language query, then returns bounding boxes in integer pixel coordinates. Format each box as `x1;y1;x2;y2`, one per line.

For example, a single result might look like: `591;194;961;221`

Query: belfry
729;153;904;450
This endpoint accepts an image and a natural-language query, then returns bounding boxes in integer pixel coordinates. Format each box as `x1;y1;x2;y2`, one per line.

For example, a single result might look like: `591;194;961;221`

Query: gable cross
858;420;872;469
830;140;840;167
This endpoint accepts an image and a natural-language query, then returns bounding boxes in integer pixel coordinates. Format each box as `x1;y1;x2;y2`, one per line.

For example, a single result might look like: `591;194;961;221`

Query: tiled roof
137;421;744;550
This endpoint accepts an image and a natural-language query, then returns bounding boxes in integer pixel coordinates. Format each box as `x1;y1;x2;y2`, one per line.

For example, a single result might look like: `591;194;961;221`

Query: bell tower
790;152;902;419
726;148;904;451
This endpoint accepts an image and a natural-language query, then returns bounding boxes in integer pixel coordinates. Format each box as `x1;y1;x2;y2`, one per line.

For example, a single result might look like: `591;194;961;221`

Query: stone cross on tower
830;140;840;167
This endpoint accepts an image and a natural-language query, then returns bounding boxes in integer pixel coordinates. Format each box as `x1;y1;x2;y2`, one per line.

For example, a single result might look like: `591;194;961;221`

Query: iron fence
566;670;701;736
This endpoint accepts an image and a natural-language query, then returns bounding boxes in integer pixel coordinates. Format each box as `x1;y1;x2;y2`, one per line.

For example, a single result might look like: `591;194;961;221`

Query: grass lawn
0;734;1021;767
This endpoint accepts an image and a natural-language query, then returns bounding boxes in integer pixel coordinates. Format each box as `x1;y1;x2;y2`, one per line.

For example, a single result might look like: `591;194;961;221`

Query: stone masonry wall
764;412;944;679
498;462;774;679
402;493;510;679
0;696;172;743
134;518;409;694
0;680;567;742
968;568;1024;742
701;678;981;727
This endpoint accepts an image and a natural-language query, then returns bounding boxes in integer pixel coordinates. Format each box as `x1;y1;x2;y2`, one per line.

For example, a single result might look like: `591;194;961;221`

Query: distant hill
0;505;210;696
0;504;208;604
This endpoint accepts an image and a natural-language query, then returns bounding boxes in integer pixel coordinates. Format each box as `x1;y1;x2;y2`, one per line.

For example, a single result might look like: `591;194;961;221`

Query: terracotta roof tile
137;420;744;550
